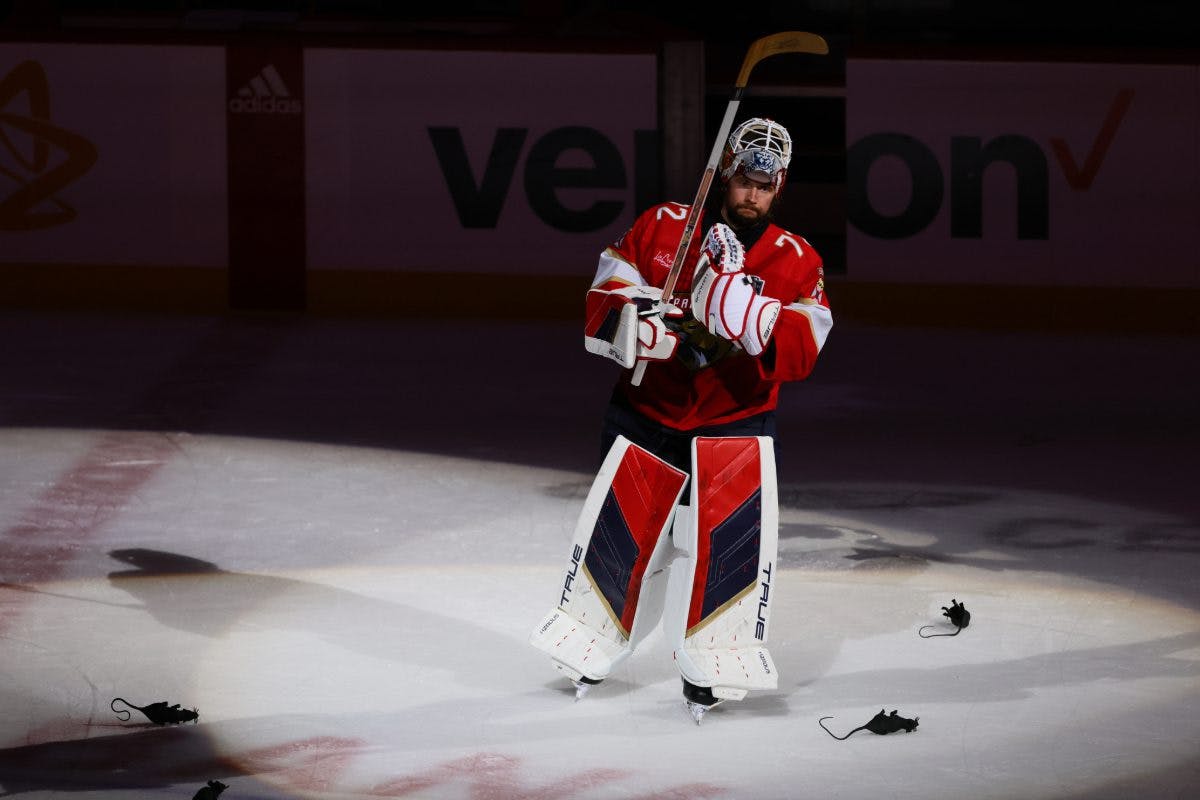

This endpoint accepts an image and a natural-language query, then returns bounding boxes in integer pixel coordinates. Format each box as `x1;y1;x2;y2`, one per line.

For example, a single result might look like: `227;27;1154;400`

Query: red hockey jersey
591;202;832;430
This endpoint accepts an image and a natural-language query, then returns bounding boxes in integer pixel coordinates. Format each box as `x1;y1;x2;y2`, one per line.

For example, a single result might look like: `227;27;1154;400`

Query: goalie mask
719;117;792;194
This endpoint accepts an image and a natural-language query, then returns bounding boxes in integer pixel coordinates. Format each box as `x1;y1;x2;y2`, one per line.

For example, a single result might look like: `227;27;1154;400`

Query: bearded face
722;173;777;229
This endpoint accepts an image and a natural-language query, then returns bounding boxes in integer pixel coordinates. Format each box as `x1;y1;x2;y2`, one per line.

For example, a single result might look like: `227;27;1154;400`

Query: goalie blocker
530;434;779;708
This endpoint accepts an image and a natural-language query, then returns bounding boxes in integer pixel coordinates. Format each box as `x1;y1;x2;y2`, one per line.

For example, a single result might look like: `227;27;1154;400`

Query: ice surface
1;313;1197;799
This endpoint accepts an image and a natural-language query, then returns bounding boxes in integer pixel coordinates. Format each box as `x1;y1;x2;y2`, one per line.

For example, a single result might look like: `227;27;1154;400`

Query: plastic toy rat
111;697;199;725
192;780;227;799
919;598;971;638
819;708;919;740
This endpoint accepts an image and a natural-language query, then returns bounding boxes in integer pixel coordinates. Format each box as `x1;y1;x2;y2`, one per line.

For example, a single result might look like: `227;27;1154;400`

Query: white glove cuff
739;295;781;357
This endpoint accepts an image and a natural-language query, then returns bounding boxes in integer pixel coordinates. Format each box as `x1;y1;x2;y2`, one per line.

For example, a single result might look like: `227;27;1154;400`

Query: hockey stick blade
736;32;829;87
629;31;828;387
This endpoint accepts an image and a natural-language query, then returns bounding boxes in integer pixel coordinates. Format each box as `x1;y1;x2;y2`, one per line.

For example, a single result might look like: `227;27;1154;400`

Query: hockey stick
630;31;828;387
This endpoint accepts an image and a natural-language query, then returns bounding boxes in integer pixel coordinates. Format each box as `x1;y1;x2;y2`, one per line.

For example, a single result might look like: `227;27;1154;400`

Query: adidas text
228;96;302;114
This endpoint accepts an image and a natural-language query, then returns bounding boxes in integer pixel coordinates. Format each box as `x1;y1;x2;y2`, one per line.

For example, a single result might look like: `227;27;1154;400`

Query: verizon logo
228;64;301;114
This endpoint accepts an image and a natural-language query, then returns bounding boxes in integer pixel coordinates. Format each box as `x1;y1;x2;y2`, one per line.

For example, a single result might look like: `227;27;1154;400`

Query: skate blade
685;699;721;724
572;680;592;701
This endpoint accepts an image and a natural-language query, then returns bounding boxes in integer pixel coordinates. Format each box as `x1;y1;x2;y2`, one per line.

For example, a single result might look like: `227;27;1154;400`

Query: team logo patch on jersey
653;250;673;269
811;277;826;304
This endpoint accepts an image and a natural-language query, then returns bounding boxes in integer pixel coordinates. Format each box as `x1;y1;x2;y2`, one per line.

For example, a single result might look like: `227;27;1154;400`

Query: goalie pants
600;390;779;477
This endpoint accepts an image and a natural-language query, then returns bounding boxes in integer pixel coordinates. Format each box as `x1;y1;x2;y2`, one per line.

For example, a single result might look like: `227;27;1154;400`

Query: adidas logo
228;64;302;114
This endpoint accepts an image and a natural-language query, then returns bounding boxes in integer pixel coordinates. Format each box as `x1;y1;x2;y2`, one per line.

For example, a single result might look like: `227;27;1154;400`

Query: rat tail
818;716;855;740
111;697;133;721
918;625;962;638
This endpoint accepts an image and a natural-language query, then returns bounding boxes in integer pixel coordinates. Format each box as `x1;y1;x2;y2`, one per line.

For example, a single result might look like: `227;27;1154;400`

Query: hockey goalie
530;117;832;722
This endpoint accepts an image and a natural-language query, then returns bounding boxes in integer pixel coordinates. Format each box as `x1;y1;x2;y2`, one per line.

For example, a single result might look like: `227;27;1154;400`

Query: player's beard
727;201;767;229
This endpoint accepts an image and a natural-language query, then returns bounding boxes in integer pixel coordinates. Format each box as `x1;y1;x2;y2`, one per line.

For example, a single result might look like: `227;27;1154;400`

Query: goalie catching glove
690;223;781;357
585;285;682;369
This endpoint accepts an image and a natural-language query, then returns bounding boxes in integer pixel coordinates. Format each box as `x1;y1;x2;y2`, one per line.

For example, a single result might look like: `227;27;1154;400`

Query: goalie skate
681;678;746;724
530;436;688;691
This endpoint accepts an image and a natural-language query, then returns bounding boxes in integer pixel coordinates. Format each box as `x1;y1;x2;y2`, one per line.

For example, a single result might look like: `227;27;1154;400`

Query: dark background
4;1;1196;300
3;1;1196;51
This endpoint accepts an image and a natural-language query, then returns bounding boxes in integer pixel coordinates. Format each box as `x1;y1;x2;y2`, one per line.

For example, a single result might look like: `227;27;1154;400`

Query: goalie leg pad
664;436;779;694
530;436;688;682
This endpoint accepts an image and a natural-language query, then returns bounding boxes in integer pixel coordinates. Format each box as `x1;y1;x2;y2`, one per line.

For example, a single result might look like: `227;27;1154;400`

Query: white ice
1;314;1197;799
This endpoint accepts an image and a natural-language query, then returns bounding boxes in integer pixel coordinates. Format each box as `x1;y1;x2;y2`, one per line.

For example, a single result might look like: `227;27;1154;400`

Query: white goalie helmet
719;117;792;193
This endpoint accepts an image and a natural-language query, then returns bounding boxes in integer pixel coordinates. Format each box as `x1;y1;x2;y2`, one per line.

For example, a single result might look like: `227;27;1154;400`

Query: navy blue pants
599;393;779;477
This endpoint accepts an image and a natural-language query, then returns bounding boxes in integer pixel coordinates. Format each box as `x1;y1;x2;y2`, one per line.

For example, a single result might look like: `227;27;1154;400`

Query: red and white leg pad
664;436;779;698
530;436;688;683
